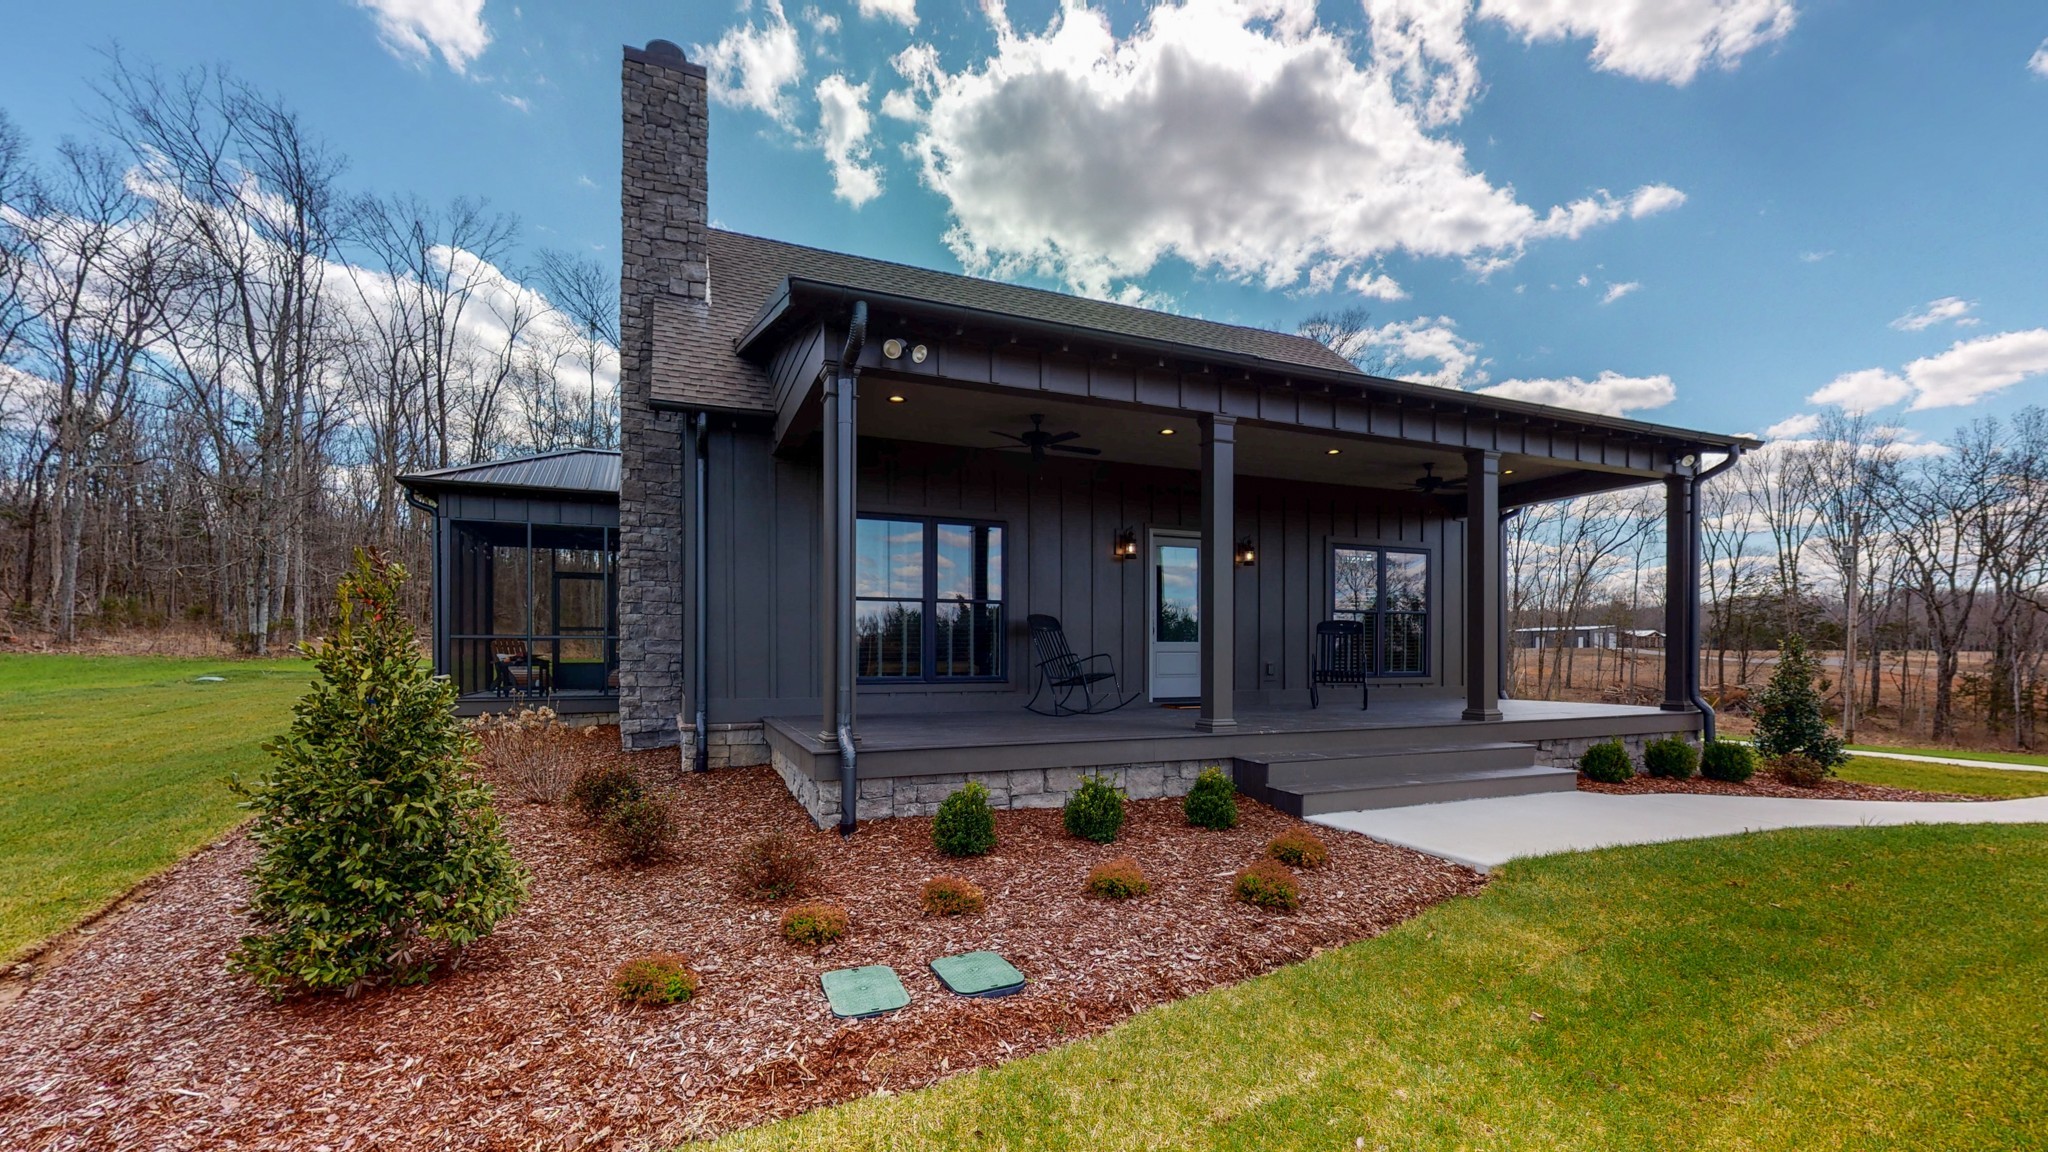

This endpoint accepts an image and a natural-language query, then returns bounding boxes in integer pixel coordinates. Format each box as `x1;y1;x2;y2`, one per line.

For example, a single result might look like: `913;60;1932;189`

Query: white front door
1149;533;1201;700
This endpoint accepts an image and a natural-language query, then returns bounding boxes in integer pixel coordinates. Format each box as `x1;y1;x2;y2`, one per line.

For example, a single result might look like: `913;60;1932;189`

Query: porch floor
765;697;1698;780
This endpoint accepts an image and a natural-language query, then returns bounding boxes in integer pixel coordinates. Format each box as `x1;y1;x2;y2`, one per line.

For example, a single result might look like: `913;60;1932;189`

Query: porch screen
1331;545;1429;677
856;517;1004;681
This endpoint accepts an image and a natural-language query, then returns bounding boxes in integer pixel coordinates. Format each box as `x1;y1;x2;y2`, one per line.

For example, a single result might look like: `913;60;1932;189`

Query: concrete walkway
1311;791;2048;873
1847;748;2048;774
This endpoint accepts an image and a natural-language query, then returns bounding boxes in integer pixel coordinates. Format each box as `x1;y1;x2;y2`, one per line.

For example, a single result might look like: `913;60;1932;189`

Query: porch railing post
1662;474;1694;711
1197;413;1237;733
1463;449;1504;721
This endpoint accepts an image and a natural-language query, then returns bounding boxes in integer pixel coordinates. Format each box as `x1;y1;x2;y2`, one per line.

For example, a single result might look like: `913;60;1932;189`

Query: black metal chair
1310;620;1370;710
1025;613;1137;716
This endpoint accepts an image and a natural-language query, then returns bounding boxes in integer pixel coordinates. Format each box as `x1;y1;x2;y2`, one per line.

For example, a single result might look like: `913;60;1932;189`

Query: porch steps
1234;742;1576;817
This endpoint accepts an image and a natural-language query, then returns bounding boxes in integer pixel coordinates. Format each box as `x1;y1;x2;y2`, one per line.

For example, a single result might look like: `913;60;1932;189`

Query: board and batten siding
692;423;1465;725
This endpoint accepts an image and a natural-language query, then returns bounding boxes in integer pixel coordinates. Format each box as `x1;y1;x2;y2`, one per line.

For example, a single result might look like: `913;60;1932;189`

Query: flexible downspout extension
1688;447;1745;742
836;302;868;835
692;411;710;772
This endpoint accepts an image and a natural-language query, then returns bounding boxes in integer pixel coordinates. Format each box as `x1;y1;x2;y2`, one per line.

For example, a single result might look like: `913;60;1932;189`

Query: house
406;40;1754;831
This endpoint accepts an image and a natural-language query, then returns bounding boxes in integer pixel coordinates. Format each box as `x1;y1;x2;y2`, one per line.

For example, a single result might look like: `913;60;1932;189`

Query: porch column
1197;414;1237;733
1463;450;1503;721
1662;474;1694;711
818;368;849;741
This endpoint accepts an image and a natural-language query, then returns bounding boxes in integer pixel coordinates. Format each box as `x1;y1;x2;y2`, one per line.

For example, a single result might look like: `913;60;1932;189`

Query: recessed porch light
1159;427;1175;435
887;394;906;403
1504;468;1515;475
1326;448;1341;455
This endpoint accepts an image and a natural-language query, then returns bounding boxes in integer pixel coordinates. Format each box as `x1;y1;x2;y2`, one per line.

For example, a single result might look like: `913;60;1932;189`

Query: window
1331;544;1430;677
857;517;1005;681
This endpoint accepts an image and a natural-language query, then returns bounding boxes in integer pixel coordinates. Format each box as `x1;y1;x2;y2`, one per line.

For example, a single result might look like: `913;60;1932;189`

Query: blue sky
5;0;2046;444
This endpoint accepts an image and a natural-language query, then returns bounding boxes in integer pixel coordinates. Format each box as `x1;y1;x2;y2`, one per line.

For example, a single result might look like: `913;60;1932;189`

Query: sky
4;0;2047;447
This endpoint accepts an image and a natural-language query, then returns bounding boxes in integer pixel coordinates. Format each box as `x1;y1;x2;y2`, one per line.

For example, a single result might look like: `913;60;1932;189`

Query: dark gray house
415;39;1754;830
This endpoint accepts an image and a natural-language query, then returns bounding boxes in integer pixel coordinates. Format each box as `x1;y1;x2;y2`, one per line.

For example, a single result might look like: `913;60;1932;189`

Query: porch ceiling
856;382;1597;493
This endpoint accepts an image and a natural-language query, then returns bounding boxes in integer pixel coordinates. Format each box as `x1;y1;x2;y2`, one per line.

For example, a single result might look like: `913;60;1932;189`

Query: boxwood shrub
1182;766;1239;830
1578;740;1634;784
1643;736;1700;779
1700;740;1759;783
932;781;997;857
1063;775;1126;844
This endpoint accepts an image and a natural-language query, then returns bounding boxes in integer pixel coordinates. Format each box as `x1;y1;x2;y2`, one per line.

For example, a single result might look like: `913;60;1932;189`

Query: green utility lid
821;965;910;1019
930;951;1027;998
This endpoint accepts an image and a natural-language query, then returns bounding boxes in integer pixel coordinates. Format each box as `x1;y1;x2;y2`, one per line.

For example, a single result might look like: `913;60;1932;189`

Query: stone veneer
616;41;706;750
1527;731;1672;772
679;721;772;771
770;750;1228;829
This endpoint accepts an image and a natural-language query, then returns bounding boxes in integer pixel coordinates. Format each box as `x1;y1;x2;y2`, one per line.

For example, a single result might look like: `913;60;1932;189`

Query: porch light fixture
887;393;906;403
1159;427;1176;436
910;343;929;364
1326;448;1341;455
1235;537;1257;567
882;337;906;360
1112;527;1139;561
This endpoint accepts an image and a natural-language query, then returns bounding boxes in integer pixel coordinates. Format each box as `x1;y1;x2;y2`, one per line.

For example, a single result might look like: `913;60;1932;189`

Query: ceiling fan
992;414;1102;464
1411;462;1466;494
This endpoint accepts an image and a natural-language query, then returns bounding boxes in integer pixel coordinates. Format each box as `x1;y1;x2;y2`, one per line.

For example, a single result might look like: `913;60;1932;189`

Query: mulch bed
1579;772;1987;803
0;743;1481;1151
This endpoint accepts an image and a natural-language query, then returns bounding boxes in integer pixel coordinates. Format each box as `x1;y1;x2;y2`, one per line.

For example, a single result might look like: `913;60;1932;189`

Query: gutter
692;412;710;772
834;302;868;835
1688;447;1745;742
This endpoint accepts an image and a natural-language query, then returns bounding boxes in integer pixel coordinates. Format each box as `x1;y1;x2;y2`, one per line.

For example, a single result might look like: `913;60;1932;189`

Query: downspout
1689;447;1745;742
692;412;710;772
835;302;868;835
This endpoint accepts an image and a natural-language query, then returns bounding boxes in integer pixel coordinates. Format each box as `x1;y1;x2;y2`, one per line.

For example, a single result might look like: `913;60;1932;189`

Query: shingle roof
649;230;1361;411
399;449;620;498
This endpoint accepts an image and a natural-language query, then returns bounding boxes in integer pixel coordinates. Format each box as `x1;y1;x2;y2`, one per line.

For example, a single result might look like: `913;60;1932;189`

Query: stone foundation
769;748;1228;828
1529;731;1681;774
677;721;771;770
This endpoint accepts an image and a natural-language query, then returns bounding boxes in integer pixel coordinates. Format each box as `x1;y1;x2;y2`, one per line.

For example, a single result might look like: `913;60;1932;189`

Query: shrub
780;902;849;947
1233;859;1301;911
932;781;998;857
1701;740;1759;783
1753;636;1848;769
1265;828;1330;870
1182;766;1239;830
1578;740;1634;784
1063;775;1126;844
919;874;985;916
1084;857;1151;900
1643;736;1700;780
1771;752;1830;788
613;954;700;1006
600;797;675;865
468;707;589;804
732;832;820;902
227;552;528;998
567;762;644;823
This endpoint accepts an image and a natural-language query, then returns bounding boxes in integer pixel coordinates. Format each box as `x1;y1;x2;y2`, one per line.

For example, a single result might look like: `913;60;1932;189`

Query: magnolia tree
230;551;527;997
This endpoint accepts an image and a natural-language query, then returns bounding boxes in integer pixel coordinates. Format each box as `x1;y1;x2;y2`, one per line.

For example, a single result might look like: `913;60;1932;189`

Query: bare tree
1297;306;1396;376
534;248;620;448
1802;410;1900;741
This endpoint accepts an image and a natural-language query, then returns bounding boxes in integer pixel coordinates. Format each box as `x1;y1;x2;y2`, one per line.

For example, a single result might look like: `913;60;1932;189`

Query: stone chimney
617;40;707;750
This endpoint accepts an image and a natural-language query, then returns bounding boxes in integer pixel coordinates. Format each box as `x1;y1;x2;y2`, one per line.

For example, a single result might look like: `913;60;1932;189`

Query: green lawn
0;654;311;961
1847;743;2048;769
1836;755;2048;799
718;824;2048;1151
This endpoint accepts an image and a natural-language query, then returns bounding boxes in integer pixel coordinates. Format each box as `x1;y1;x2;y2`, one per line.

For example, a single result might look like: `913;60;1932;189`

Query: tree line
0;59;618;652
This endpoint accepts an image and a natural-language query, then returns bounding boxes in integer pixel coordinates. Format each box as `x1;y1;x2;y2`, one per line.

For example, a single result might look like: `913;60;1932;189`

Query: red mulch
0;743;1481;1151
1579;772;1987;803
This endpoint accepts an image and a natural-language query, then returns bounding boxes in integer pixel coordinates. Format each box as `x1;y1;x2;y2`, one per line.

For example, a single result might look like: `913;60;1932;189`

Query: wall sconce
1234;536;1257;567
1112;527;1139;562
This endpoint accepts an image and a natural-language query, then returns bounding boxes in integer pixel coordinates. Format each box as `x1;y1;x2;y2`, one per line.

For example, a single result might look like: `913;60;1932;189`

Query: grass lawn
1846;743;2048;769
1836;755;2048;799
0;654;311;961
719;824;2048;1151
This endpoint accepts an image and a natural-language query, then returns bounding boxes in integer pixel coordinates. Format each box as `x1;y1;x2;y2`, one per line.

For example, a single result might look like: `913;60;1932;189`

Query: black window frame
1328;541;1432;679
855;514;1008;684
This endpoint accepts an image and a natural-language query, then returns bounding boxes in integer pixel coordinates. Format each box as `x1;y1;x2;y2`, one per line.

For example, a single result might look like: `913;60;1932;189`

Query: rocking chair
1025;614;1137;716
1309;620;1371;710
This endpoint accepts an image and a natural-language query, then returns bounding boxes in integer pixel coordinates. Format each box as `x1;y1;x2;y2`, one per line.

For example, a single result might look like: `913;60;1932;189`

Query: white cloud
1889;295;1976;331
1798;248;1831;263
695;0;806;124
1763;412;1820;439
1601;280;1640;303
1807;367;1912;414
1347;269;1408;301
815;75;883;207
2031;39;2048;78
1354;316;1487;388
1476;370;1676;416
498;93;531;114
354;0;490;73
894;1;1686;300
855;0;919;28
1903;328;2048;410
804;6;841;36
1479;0;1798;85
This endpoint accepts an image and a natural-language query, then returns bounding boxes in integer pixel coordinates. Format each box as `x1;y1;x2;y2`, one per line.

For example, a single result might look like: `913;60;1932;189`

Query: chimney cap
644;39;686;62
